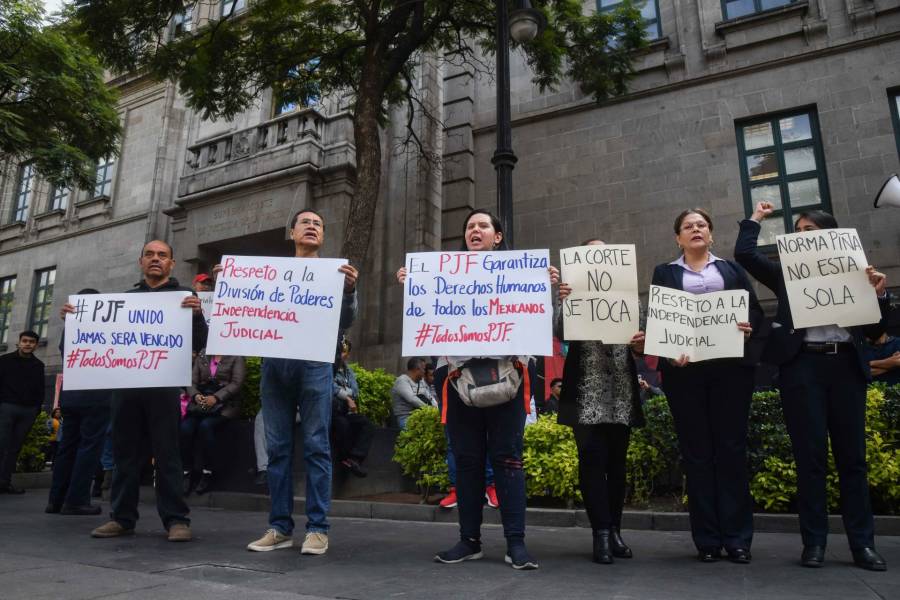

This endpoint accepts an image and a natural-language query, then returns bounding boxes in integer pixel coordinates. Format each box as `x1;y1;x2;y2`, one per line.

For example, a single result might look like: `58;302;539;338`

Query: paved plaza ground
0;492;897;600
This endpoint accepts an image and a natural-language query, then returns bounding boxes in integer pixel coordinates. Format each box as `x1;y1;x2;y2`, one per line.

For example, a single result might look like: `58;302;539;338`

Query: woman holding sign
397;209;553;570
651;208;763;564
556;239;645;565
735;203;890;572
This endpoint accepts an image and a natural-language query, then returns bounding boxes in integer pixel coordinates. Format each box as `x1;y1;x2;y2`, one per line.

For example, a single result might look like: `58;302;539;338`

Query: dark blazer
651;256;766;372
186;353;246;419
733;219;891;374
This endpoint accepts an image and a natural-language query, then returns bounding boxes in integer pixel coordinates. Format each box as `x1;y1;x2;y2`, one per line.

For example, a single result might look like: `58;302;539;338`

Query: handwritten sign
197;291;214;326
645;285;748;362
776;228;880;328
559;244;639;343
401;250;553;357
63;292;192;390
205;255;347;362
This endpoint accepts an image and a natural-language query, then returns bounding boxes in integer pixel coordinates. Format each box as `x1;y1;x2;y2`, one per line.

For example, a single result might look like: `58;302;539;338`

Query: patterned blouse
575;341;638;426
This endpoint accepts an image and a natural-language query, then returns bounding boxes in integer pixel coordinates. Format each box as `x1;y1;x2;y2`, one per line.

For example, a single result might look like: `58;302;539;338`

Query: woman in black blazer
734;202;890;571
651;208;763;564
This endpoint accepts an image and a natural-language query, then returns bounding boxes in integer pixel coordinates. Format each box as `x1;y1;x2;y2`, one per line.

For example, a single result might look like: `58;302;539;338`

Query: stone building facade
1;0;899;375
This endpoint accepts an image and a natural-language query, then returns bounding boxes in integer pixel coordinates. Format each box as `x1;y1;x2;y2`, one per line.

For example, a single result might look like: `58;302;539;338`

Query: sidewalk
1;492;897;600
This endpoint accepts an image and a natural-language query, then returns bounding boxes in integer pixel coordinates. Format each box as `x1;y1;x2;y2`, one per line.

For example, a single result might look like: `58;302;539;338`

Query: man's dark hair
407;357;426;371
77;288;101;295
19;330;39;342
794;210;839;230
425;363;435;374
550;378;563;387
140;240;174;259
291;208;326;230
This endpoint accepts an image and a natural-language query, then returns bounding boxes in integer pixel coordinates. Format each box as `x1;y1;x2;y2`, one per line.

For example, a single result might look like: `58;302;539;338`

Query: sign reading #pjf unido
63;292;192;390
401;250;553;357
205;255;347;362
644;285;748;362
559;244;639;343
776;228;881;328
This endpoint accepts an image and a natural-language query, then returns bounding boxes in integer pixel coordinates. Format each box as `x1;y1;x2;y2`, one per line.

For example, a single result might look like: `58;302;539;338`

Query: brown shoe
168;522;192;542
91;520;134;538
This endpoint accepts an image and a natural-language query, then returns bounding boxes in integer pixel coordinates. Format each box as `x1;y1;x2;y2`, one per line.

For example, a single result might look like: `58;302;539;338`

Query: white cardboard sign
559;244;639;343
776;228;880;328
63;292;192;390
645;285;748;362
205;255;347;362
401;250;553;357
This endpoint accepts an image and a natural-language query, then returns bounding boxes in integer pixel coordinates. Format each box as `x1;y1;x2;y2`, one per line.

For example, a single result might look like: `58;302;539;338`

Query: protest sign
63;292;192;390
205;255;347;362
644;285;748;362
776;228;880;328
197;291;214;326
559;244;639;343
401;250;553;357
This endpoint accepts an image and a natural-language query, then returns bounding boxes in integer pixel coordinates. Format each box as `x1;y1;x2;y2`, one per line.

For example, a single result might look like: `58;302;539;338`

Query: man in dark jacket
60;240;206;542
0;330;44;494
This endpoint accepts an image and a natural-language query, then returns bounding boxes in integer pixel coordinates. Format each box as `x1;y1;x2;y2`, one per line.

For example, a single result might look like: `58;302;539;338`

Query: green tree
72;0;645;265
1;0;120;189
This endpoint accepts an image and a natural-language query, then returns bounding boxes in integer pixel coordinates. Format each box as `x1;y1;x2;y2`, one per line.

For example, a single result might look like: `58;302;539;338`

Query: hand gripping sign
205;255;347;362
775;228;881;329
559;244;639;343
63;292;192;390
401;250;553;357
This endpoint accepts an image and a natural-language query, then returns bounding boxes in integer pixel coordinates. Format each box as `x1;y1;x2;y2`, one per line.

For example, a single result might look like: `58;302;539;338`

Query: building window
221;0;246;18
172;3;194;37
722;0;794;20
597;0;662;40
11;163;35;223
94;156;114;198
29;268;55;340
889;88;900;160
0;276;15;346
736;108;831;246
49;186;69;212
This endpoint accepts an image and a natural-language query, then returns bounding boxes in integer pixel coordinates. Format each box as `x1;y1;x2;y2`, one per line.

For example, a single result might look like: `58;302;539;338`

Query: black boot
592;529;614;564
610;525;633;559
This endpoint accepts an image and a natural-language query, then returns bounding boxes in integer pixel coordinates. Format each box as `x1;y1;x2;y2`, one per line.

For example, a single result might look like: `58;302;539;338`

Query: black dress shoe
852;547;887;572
44;503;62;514
726;548;752;564
592;529;614;564
0;484;25;494
697;547;722;563
801;545;825;568
194;472;212;495
610;526;633;559
60;504;103;516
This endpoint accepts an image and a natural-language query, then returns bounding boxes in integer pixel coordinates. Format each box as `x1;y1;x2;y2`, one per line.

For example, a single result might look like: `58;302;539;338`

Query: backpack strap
441;369;460;425
515;360;531;415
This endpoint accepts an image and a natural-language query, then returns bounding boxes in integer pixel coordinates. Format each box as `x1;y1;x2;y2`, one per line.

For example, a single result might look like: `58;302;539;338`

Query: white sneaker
301;532;329;555
247;529;293;552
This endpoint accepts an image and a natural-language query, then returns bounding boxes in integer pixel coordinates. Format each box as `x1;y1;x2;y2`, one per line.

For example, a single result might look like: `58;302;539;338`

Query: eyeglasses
680;221;709;232
297;218;323;229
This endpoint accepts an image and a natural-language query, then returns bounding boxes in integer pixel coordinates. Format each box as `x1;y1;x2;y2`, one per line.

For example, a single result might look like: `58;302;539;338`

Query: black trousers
573;423;630;531
48;405;109;507
663;361;754;551
0;403;39;486
332;411;375;462
110;388;189;530
180;412;225;472
779;351;874;549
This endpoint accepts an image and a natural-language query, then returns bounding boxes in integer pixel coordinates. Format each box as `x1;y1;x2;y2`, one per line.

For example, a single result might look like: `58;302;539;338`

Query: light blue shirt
670;253;726;294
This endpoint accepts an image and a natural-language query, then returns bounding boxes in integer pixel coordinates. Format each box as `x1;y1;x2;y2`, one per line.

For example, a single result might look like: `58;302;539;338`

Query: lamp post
492;0;544;248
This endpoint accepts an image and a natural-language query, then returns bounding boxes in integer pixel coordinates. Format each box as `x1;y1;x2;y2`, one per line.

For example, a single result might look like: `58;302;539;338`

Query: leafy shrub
16;410;48;473
522;414;581;502
627;395;679;505
350;362;394;426
239;356;262;419
392;406;448;498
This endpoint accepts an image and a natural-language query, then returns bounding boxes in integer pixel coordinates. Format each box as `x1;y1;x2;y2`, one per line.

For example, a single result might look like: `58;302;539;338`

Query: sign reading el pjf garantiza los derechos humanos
401;251;553;357
205;255;347;362
63;292;192;390
559;244;639;344
644;285;749;362
776;228;881;328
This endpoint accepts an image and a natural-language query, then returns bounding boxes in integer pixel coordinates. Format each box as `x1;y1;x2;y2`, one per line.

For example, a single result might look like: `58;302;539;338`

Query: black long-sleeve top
0;350;45;409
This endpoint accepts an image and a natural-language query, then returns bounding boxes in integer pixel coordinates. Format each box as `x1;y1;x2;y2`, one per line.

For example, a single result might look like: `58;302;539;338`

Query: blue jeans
100;424;114;471
48;405;109;508
262;357;333;535
445;428;493;487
